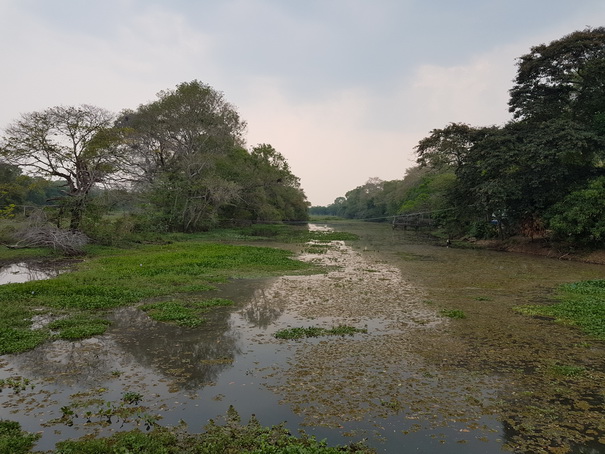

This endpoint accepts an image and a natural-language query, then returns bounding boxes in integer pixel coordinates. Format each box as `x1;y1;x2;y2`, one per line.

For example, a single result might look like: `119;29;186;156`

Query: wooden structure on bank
391;212;434;230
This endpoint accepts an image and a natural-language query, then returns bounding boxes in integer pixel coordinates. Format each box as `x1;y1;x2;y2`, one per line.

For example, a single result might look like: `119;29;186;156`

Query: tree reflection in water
108;306;242;390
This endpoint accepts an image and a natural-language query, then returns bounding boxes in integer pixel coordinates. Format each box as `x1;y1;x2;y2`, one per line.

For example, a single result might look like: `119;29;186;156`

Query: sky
1;1;605;206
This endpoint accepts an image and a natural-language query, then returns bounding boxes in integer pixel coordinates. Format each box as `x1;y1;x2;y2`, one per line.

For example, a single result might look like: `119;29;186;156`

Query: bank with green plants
0;225;357;355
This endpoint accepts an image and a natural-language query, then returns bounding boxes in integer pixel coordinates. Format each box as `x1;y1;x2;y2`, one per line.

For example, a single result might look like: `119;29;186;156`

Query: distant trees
316;28;605;247
0;162;60;217
313;170;453;223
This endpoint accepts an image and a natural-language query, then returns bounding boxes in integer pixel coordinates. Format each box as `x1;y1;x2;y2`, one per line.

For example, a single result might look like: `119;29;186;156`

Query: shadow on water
1;223;604;453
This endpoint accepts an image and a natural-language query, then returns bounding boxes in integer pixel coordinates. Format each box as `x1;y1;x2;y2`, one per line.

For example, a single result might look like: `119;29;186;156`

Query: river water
0;223;604;453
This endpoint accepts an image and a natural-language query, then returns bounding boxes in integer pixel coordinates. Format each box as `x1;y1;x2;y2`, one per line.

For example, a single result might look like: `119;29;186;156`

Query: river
0;222;603;453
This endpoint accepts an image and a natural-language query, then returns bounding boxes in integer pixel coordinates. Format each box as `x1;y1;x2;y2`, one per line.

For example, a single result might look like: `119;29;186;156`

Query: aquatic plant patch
48;314;112;340
515;279;605;339
440;309;466;319
0;240;316;354
548;363;586;378
274;325;368;340
52;406;374;453
0;420;40;454
0;328;48;355
140;298;233;327
0;377;33;393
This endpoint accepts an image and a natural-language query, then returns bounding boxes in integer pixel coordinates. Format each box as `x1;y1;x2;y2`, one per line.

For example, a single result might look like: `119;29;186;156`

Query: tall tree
509;27;605;129
1;105;122;229
121;80;247;232
415;123;497;170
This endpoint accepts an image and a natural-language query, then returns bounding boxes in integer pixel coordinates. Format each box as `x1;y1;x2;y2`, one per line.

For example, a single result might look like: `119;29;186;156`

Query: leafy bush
547;176;605;246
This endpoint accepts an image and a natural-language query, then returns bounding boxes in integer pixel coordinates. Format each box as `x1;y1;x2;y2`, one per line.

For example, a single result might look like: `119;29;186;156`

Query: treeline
313;28;605;247
0;80;309;242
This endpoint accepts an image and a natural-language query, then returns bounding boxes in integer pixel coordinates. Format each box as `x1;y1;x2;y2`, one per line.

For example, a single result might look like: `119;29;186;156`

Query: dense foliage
314;28;605;246
0;80;308;241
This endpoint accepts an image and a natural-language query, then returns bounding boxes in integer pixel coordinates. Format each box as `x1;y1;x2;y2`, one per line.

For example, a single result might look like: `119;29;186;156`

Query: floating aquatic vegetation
440;309;466;319
274;325;367;340
140;298;234;327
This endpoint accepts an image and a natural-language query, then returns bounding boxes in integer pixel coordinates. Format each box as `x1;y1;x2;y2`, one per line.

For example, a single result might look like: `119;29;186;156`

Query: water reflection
108;306;242;390
7;337;126;386
231;280;287;328
0;261;65;284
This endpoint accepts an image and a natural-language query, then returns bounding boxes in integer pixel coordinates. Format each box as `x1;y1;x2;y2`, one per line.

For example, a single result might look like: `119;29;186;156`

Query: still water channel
0;223;604;453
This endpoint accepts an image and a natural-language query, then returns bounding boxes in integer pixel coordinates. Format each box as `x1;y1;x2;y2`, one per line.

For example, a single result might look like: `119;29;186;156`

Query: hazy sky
2;1;605;205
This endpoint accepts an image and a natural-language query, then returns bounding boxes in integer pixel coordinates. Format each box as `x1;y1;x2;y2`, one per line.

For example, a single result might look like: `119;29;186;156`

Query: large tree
415;123;496;170
0;105;122;229
121;80;248;232
412;28;605;242
509;27;605;129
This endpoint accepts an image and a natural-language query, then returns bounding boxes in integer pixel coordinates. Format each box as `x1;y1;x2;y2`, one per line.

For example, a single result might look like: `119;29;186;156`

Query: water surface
1;223;604;453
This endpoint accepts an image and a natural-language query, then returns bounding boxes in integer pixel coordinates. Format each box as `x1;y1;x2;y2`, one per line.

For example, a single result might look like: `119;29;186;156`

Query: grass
0;235;322;354
274;325;368;340
515;279;605;339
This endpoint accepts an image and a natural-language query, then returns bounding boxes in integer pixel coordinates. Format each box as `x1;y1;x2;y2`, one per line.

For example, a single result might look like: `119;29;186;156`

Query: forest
312;28;605;248
0;80;309;251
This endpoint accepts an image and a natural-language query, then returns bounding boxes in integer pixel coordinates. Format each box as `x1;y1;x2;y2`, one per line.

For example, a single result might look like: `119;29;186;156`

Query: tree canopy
316;28;605;247
1;80;308;238
0;105;122;229
409;27;605;244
